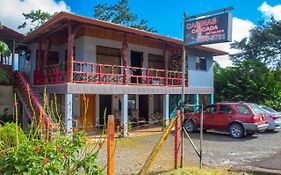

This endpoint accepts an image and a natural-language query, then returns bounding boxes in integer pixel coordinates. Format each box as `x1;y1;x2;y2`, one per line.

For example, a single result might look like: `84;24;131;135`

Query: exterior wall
0;85;13;115
188;48;213;88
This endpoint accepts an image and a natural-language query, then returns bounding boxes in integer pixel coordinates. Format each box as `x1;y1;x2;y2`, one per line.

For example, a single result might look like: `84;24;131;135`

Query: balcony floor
33;83;213;95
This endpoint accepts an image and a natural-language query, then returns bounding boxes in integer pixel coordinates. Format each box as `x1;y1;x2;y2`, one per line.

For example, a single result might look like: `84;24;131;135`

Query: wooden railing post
55;67;59;83
174;110;181;169
98;64;102;83
146;68;149;85
107;115;115;175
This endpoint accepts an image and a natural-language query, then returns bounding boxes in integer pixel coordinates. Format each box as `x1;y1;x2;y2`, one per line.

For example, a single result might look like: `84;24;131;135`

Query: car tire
184;120;196;133
229;123;244;139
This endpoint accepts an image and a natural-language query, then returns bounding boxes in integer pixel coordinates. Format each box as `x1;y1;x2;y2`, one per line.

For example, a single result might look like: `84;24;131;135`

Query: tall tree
214;60;281;110
231;19;281;69
94;0;157;33
18;10;57;34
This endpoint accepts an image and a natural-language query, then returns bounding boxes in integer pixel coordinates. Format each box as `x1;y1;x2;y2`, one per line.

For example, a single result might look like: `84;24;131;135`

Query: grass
160;167;251;175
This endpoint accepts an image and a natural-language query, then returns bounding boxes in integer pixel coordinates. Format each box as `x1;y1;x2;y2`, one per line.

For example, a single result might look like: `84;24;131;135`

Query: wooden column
44;40;51;68
174;110;181;169
67;23;75;83
37;41;42;70
163;45;168;86
121;36;128;84
107;115;115;175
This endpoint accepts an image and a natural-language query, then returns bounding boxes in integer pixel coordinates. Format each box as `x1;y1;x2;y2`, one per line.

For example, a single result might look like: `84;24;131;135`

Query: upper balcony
34;61;188;87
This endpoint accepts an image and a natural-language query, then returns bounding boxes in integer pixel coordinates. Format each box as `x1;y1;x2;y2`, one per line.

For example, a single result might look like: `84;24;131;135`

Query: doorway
139;95;149;121
130;51;143;83
99;95;112;125
80;94;96;132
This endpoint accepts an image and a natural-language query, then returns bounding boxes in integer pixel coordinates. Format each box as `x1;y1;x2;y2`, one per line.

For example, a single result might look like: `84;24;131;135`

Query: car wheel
184;120;196;133
229;123;244;139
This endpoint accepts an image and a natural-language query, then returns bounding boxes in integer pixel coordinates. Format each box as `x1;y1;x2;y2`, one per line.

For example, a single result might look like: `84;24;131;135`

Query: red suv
184;102;269;138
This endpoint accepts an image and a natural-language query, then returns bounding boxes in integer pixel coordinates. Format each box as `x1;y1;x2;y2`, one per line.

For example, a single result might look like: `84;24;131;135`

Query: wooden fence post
174;110;181;169
139;117;177;175
107;115;115;175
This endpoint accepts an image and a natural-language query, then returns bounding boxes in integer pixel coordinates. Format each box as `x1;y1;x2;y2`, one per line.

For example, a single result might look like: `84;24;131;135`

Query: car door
216;104;234;129
203;105;218;129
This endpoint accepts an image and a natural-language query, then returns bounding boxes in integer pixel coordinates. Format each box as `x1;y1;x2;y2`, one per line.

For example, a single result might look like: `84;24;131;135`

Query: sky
0;0;281;67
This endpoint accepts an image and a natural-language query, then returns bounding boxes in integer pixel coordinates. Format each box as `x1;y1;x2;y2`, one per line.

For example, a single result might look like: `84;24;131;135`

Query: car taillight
251;115;261;122
270;115;278;120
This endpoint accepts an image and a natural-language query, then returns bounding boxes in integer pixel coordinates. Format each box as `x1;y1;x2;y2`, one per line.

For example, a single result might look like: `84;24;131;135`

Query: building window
195;57;206;71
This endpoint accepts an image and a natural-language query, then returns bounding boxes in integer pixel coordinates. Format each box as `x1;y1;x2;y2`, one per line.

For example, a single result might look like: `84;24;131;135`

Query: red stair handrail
15;71;52;128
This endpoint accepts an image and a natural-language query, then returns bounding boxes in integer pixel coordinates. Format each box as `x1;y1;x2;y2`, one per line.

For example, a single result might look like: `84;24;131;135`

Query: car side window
219;105;233;114
236;105;250;115
204;105;217;114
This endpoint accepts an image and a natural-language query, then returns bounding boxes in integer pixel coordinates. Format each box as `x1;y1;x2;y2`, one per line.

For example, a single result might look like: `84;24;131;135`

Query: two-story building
15;12;227;136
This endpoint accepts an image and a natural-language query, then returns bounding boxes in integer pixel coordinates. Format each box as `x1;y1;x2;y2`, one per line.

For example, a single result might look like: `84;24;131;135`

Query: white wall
188;49;213;88
0;85;13;115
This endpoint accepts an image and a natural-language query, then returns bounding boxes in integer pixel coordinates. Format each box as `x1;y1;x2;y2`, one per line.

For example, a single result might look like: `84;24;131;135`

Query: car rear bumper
242;123;269;132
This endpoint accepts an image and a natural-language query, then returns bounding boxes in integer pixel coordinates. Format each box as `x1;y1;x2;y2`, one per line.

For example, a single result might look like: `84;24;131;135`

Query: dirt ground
96;129;281;175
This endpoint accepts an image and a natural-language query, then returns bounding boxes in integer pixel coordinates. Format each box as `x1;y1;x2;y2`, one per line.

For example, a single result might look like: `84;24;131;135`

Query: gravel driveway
96;129;281;175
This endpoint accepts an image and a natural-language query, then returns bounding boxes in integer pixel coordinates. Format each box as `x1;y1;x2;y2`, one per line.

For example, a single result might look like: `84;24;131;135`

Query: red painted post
36;41;42;72
107;115;115;175
98;64;102;83
146;68;149;85
163;46;168;86
174;110;181;169
55;67;59;83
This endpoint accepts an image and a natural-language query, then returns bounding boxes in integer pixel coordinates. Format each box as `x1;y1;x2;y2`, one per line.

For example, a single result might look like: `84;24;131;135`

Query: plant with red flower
98;142;103;148
42;159;48;165
55;145;61;150
34;146;40;152
63;153;68;158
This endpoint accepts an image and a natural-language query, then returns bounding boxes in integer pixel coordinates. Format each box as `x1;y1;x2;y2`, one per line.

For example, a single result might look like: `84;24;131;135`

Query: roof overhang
0;25;23;42
21;12;228;56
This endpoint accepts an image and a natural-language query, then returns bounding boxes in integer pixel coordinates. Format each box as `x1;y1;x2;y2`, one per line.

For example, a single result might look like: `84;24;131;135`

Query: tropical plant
0;91;105;174
0;41;11;84
18;10;58;34
231;19;281;69
94;0;157;32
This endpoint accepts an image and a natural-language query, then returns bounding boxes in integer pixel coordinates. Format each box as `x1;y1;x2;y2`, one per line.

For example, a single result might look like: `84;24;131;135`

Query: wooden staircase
14;71;52;129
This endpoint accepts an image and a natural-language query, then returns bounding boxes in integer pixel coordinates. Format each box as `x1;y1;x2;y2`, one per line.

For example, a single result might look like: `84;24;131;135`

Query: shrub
0;122;27;150
0;92;104;174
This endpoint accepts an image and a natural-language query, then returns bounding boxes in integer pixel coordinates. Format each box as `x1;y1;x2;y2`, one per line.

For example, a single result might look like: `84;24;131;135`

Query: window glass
195;56;207;71
219;105;233;114
249;103;264;114
236;105;250;115
204;105;216;114
261;106;277;113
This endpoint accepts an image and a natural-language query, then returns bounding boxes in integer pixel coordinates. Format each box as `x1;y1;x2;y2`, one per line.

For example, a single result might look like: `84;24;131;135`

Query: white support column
163;94;170;127
65;93;73;135
121;94;128;137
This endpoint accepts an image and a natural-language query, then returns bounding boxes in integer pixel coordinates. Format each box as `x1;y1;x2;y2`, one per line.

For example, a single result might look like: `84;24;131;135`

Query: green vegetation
18;10;57;34
93;0;157;32
0;41;11;84
215;19;281;110
0;92;104;174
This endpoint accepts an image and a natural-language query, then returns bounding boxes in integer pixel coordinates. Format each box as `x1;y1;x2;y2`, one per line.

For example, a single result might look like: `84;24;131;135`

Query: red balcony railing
34;63;67;85
34;61;188;87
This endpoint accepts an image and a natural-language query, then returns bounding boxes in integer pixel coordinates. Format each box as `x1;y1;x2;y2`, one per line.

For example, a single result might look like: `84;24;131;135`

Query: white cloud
0;0;71;34
258;2;281;20
204;17;254;68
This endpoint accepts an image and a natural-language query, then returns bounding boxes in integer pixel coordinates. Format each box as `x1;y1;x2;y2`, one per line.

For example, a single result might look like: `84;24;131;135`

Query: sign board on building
184;12;232;46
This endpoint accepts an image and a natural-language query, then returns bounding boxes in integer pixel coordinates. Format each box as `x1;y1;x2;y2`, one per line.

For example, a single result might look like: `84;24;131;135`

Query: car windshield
249;103;264;115
261;106;277;113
